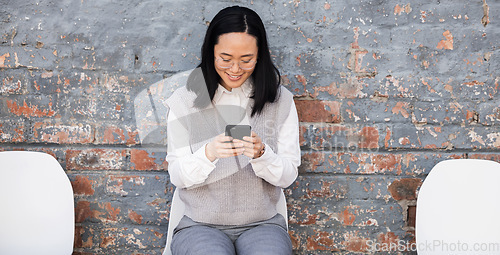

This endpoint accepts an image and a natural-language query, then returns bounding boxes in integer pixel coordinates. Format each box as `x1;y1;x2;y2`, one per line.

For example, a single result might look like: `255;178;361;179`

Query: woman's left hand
236;131;265;159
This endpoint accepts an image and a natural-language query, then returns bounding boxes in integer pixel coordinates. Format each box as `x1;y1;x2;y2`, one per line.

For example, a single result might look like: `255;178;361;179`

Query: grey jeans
171;214;292;255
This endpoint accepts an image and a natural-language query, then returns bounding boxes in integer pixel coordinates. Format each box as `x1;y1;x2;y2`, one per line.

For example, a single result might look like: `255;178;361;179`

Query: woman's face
214;32;258;91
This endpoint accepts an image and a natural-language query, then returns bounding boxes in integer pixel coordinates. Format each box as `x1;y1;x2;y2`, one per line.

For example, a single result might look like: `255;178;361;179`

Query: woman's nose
230;61;242;72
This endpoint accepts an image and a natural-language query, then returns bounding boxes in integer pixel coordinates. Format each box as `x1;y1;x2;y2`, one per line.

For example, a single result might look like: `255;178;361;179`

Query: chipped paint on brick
487;132;500;148
394;3;412;15
100;202;121;223
313;77;367;98
295;100;341;123
72;175;95;196
340;208;356;225
377;232;401;252
437;30;454;50
75;200;94;223
130;149;164;171
7;99;56;118
306;230;337;251
106;175;146;196
1;76;24;94
391;102;410;118
128;210;143;224
33;123;94;144
1;1;499;254
66;149;126;171
0;121;25;143
343;231;370;252
348;126;380;149
388;178;422;200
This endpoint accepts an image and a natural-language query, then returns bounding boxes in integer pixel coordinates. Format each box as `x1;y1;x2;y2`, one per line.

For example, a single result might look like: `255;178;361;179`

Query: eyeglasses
215;57;257;71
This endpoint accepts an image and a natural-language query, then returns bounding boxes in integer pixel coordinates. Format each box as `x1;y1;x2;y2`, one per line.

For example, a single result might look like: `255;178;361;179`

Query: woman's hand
237;131;265;159
205;133;245;162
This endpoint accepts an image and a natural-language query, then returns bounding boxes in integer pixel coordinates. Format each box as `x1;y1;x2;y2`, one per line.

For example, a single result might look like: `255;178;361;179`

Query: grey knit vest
165;82;294;225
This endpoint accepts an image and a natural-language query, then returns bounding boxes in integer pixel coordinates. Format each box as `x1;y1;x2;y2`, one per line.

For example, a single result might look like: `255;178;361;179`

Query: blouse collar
213;78;253;104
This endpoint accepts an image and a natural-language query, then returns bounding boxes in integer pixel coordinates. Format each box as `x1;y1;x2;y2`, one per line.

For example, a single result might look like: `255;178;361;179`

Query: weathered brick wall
1;0;498;254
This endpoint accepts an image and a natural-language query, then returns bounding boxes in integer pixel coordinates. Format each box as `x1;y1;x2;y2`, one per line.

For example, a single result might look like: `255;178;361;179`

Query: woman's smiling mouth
226;73;243;81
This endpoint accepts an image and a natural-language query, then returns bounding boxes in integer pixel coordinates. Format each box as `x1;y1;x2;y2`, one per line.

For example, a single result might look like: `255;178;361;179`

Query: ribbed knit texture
166;81;294;225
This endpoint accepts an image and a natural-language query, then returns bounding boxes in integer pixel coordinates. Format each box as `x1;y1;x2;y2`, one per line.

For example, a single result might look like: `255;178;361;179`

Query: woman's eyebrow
219;53;255;58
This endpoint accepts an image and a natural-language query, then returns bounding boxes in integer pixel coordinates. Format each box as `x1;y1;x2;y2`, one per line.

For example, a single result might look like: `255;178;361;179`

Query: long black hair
187;6;281;117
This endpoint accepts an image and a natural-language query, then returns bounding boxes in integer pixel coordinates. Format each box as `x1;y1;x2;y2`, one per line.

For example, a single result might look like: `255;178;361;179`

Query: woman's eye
222;59;231;62
241;60;252;63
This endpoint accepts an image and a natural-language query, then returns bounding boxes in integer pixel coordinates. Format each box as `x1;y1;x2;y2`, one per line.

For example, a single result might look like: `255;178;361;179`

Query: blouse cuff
193;143;218;175
249;143;275;168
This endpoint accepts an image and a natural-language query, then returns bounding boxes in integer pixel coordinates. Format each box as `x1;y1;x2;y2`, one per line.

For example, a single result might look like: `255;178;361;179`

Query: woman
165;6;300;255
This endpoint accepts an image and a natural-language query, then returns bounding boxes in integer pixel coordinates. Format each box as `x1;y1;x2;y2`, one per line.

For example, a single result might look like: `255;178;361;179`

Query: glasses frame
214;57;257;71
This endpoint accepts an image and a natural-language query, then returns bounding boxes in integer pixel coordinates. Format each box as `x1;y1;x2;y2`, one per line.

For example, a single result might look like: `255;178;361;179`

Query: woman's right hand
205;133;245;162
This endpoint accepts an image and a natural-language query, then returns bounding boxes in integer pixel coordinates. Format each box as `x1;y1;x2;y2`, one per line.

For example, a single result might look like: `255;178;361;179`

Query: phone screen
225;125;251;140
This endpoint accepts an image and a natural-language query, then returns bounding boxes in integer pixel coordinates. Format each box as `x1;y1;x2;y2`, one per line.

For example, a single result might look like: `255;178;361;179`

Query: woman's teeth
227;73;241;80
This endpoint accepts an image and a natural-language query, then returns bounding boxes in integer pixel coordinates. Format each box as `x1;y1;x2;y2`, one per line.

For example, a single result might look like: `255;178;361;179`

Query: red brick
106;175;145;196
75;199;123;224
96;125;139;145
75;201;93;223
299;126;307;146
468;153;500;163
74;226;84;249
33;123;94;144
301;124;380;150
66;149;126;170
71;175;95;196
6;99;57;118
388;178;422;200
300;152;325;172
357;126;379;149
130;149;167;171
295;100;341;123
407;205;416;228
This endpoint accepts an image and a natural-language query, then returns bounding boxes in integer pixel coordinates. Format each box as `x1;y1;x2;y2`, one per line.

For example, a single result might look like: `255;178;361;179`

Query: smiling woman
214;32;258;91
165;6;300;255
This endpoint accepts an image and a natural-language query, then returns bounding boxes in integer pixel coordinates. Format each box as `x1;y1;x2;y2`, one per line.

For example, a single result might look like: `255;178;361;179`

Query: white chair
162;189;289;255
0;151;75;255
416;159;500;255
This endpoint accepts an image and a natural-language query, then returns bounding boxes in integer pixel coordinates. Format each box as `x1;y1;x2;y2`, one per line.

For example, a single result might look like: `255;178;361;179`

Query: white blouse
166;80;300;189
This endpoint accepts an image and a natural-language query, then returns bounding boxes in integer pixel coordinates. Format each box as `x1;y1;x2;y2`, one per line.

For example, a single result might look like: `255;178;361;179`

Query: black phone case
225;125;251;140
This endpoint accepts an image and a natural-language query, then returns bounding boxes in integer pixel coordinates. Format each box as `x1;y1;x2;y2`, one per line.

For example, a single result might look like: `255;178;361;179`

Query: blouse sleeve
249;99;300;188
165;109;218;189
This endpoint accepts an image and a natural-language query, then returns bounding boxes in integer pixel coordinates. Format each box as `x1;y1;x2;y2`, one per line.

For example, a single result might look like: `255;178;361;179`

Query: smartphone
225;125;251;141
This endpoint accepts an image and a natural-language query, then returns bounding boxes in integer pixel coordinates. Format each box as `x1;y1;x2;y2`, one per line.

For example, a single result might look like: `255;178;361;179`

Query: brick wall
1;0;498;254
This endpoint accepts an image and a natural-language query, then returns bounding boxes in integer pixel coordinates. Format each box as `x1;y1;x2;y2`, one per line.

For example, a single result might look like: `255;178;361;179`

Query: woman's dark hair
187;6;281;117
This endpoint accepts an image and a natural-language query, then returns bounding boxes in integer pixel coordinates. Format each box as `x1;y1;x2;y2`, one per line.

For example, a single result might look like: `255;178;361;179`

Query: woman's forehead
214;32;258;55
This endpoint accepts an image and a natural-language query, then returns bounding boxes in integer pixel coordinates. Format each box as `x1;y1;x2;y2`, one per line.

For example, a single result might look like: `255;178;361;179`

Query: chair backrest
416;159;500;255
0;151;75;255
162;188;288;255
